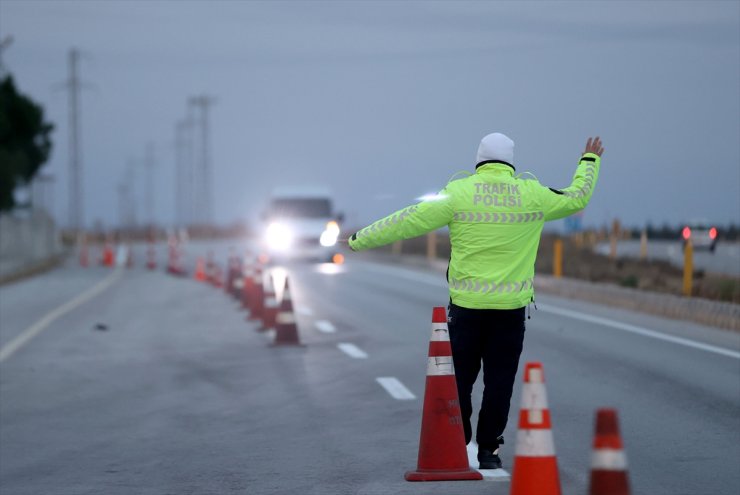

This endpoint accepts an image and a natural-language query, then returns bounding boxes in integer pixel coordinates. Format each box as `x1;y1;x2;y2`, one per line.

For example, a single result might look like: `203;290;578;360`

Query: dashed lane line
0;269;123;364
376;377;416;400
315;320;336;333
337;342;368;359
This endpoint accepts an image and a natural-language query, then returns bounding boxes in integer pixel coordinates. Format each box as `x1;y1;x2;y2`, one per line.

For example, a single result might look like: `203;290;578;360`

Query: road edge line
0;269;123;364
538;303;740;360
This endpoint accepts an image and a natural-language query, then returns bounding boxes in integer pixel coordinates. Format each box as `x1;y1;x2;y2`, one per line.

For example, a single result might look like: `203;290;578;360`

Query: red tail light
709;227;717;240
682;227;691;240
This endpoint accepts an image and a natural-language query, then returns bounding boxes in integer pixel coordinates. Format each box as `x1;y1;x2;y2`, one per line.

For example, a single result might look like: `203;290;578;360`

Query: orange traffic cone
510;362;561;495
102;243;115;267
241;263;254;310
405;307;482;482
261;270;278;331
589;409;630;495
272;277;301;346
248;266;264;321
194;258;206;281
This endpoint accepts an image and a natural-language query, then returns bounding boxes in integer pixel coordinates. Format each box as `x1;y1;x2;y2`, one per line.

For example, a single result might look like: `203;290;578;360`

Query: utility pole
126;158;137;228
189;95;216;226
0;35;13;77
64;48;88;232
183;109;195;227
144;142;155;227
174;121;187;228
117;182;129;229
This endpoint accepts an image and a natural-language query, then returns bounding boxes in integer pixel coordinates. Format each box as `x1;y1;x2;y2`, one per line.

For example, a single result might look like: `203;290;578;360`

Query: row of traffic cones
78;240;115;267
407;307;630;494
79;241;127;268
511;361;629;494
78;237;184;273
195;251;302;347
242;260;302;346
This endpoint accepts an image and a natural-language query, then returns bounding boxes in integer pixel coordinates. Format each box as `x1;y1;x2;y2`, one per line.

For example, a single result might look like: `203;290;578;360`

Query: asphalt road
1;243;739;495
595;239;740;276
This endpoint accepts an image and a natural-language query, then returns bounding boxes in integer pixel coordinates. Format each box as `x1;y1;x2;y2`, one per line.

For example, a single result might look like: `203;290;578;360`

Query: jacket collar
475;160;516;176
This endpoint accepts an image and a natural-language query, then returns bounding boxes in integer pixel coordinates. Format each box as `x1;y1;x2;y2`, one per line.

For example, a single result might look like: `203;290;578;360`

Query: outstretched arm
540;137;604;221
348;191;453;251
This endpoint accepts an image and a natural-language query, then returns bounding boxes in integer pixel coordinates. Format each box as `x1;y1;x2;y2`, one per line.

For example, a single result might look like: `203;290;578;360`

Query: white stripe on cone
591;449;628;470
426;356;455;376
528;409;544;425
514;429;556;457
276;312;296;324
520;383;549;409
430;322;450;339
528;368;544;383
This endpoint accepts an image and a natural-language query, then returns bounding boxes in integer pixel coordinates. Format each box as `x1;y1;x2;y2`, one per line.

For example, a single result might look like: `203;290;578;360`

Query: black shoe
478;436;504;469
477;447;502;469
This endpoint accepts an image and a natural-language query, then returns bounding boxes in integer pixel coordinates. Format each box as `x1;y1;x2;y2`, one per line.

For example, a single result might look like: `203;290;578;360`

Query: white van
261;186;343;262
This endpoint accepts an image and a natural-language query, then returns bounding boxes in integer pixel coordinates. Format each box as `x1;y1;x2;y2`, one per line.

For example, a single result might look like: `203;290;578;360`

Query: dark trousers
447;303;526;450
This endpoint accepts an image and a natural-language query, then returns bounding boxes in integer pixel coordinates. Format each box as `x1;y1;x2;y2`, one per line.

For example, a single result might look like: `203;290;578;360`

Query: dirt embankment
535;235;739;304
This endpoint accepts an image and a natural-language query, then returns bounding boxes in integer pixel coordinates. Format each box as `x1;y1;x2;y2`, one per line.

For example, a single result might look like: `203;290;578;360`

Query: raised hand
584;136;604;157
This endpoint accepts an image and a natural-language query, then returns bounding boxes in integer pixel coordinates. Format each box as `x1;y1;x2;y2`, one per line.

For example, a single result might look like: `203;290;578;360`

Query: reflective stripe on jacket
349;153;601;309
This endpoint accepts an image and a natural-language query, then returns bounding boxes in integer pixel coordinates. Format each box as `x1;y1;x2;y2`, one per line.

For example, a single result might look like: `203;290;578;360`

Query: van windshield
269;198;332;219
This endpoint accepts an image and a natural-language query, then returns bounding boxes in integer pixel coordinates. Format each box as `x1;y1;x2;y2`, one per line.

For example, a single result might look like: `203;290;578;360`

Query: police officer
348;133;604;469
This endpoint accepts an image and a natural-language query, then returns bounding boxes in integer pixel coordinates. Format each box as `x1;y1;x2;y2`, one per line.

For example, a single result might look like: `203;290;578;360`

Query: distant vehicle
682;221;718;252
261;186;344;262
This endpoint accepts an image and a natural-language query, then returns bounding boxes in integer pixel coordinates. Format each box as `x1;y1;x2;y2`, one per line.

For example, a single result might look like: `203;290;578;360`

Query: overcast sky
2;0;738;230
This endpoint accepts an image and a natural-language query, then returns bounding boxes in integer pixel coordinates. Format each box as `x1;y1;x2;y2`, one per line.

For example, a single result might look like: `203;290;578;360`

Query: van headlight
320;221;340;247
265;223;293;251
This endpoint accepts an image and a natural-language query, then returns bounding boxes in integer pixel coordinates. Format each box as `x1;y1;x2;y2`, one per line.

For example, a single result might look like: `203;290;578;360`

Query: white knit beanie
476;133;514;165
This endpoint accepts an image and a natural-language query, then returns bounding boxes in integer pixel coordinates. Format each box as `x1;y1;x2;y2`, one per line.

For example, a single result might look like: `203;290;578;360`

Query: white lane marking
315;320;336;333
356;262;740;360
538;303;740;360
295;305;313;316
0;269;123;364
376;377;416;400
466;442;511;481
337;342;368;359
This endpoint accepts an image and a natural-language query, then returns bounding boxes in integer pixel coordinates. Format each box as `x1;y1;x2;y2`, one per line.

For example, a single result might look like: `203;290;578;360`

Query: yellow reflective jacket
348;153;601;309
